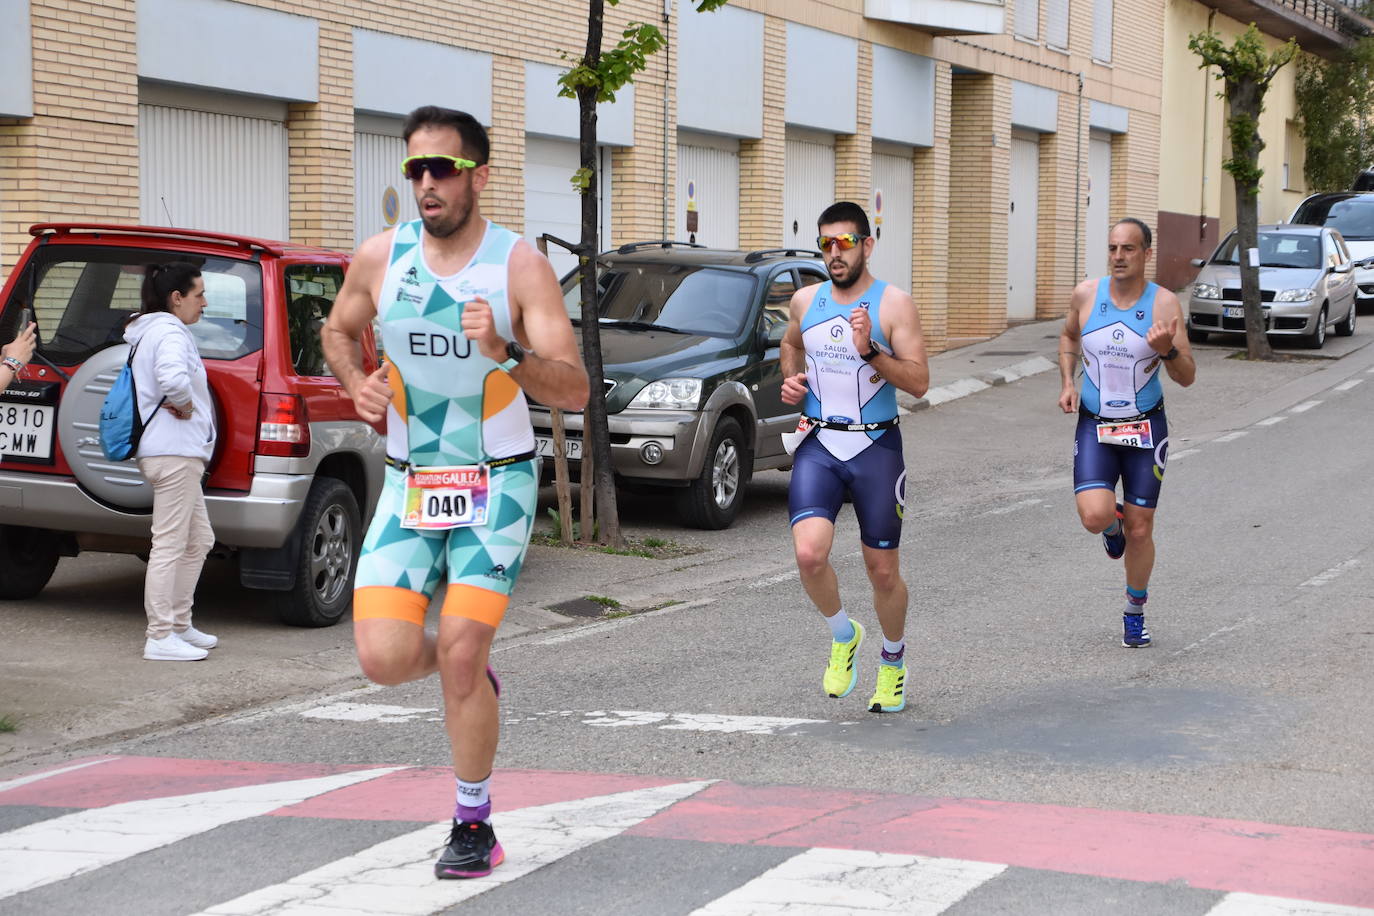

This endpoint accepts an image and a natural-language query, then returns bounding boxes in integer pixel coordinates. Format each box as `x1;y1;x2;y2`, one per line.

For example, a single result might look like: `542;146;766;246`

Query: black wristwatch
1160;346;1179;361
860;343;880;362
500;339;526;371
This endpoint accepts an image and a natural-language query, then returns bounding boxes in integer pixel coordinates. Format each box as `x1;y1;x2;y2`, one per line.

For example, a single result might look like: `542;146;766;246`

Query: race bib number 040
402;465;490;530
1096;419;1153;449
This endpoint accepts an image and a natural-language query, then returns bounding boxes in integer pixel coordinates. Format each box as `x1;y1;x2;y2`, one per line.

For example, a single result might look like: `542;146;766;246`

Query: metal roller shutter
524;136;613;279
354;129;418;248
676;134;740;249
784;132;835;251
870;149;914;292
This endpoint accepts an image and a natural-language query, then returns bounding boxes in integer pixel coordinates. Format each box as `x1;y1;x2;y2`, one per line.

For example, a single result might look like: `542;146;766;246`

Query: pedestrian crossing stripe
2;756;1371;913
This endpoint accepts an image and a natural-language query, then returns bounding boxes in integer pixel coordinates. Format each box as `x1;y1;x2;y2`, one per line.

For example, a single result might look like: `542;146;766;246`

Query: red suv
0;224;384;626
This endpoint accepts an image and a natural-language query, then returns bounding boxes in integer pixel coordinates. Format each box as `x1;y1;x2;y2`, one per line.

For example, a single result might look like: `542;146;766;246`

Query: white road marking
1256;416;1287;426
1334;378;1364;391
0;758;116;795
1178;615;1257;653
1291;400;1322;413
691;847;1006;915
1214;431;1249;443
1205;892;1374;915
1168;448;1200;460
299;703;438;723
195;780;713;915
984;498;1044;515
0;767;402;901
231;685;387;725
750;570;799;589
1300;558;1361;588
583;710;825;735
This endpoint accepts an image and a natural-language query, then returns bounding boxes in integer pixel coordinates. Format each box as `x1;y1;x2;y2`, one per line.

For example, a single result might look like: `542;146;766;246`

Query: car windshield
5;244;264;365
561;264;756;338
1213;232;1322;269
1291;195;1374;241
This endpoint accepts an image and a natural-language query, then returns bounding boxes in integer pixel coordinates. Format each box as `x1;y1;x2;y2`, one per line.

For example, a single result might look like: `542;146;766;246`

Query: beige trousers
138;455;216;639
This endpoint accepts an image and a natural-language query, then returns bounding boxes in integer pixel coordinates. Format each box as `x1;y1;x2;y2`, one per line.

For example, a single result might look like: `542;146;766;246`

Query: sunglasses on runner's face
401;154;477;181
816;233;868;252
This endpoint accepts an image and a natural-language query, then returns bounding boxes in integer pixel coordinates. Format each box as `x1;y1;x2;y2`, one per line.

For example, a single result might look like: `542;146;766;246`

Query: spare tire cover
56;345;155;511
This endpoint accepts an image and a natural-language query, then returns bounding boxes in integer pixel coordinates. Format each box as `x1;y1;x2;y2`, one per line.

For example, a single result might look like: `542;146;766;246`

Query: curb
898;355;1056;413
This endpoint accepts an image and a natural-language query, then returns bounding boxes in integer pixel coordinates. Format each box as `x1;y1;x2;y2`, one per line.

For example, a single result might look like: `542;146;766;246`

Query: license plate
0;401;55;460
1223;306;1244;319
534;435;582;460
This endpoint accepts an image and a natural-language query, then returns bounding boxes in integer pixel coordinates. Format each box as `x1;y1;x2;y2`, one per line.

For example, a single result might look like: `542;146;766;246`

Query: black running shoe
434;819;504;879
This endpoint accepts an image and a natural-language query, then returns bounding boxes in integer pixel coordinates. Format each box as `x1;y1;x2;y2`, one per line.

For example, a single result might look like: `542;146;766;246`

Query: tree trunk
576;0;624;547
1228;81;1274;361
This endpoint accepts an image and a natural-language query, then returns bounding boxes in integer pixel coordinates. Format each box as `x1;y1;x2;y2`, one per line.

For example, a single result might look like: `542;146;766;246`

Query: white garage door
1008;131;1040;320
524;136;613;280
355;123;418;248
677;134;739;249
870;148;914;291
140;101;288;240
784;131;835;251
1086;131;1113;279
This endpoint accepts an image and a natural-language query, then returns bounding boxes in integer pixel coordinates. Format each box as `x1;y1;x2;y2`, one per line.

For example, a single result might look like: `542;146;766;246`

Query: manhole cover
979;350;1032;356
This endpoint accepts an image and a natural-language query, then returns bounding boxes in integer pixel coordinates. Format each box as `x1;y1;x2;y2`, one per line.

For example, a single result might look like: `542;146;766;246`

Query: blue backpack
99;341;165;461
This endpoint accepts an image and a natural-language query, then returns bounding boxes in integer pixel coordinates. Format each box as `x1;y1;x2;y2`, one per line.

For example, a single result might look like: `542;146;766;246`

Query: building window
1093;0;1113;62
1015;0;1039;41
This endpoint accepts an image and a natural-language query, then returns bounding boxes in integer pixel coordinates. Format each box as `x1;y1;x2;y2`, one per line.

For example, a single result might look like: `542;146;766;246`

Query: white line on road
1256;416;1287;426
1168;448;1200;461
1214;431;1250;443
1300;558;1361;588
0;767;402;901
1205;892;1374;915
1291;401;1322;413
691;847;1006;915
0;758;116;795
300;703;439;723
195;780;713;915
1178;616;1258;653
1335;378;1364;391
983;498;1044;516
582;710;825;735
750;570;799;589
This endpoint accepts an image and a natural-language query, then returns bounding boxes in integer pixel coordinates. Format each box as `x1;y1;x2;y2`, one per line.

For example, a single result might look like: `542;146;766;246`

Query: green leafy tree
557;0;729;547
1296;36;1374;192
1189;25;1296;360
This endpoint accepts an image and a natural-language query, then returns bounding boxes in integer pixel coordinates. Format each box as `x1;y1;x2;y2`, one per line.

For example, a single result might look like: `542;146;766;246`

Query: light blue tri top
1078;277;1165;418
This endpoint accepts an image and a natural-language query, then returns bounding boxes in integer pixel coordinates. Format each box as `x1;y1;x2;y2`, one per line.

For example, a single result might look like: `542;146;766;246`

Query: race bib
781;416;816;456
401;465;490;529
1096;419;1153;449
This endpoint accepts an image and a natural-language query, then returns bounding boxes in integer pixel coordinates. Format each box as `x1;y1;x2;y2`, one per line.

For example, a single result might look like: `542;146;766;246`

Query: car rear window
1291;195;1374;241
563;264;756;338
8;245;264;365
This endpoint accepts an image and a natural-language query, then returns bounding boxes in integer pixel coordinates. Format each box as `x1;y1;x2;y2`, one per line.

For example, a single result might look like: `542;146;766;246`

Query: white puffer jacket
123;312;216;462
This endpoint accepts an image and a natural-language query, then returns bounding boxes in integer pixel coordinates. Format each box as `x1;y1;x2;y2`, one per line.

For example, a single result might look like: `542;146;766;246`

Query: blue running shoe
1122;612;1151;648
1103;503;1126;560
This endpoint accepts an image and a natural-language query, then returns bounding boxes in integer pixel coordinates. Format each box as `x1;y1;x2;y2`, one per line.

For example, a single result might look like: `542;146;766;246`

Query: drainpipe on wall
1073;71;1084;282
1200;8;1216;251
662;0;673;240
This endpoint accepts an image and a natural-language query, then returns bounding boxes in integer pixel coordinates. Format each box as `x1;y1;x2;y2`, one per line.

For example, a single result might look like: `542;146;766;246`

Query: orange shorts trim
441;583;509;628
353;586;429;627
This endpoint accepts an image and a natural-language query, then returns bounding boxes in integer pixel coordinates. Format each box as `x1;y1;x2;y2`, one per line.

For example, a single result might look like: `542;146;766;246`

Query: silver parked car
1186;224;1358;349
1289;191;1374;313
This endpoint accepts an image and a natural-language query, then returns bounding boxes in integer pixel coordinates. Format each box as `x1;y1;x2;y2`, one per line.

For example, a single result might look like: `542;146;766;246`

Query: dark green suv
530;242;826;529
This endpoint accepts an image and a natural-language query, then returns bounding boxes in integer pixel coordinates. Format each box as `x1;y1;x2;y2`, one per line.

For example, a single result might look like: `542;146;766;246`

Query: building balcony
1194;0;1374;57
865;0;1005;36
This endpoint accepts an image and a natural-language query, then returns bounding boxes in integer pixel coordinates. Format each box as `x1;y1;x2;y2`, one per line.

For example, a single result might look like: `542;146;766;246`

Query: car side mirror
1189;258;1206;268
1332;262;1352;274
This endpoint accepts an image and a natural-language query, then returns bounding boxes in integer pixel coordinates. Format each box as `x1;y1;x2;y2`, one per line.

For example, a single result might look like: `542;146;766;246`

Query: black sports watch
860;343;880;362
500;339;527;371
1160;346;1179;361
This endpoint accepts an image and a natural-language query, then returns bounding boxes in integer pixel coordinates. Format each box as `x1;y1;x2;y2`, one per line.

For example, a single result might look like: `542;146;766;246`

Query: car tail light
257;393;310;457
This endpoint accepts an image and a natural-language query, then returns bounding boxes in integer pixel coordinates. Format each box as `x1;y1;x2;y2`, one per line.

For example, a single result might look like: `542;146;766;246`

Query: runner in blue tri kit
1058;217;1196;648
780;201;930;713
322;106;588;880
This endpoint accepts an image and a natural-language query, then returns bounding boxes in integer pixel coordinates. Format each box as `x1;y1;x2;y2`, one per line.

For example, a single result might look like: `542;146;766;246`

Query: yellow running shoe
868;661;906;713
822;620;864;698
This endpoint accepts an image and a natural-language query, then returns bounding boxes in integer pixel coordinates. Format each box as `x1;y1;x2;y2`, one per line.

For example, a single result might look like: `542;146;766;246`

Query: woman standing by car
126;262;220;661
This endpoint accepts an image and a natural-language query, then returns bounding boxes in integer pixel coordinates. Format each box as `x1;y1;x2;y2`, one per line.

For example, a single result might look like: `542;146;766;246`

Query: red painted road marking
628;783;1374;908
5;757;1372;908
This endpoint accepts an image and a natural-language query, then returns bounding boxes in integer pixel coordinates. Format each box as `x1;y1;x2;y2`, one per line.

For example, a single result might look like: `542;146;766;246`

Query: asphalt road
2;328;1372;914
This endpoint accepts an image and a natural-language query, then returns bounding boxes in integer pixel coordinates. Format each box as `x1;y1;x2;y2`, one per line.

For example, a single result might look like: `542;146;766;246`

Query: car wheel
271;477;361;627
1186;326;1208;344
0;525;61;599
676;417;749;530
1334;300;1356;337
1302;306;1328;349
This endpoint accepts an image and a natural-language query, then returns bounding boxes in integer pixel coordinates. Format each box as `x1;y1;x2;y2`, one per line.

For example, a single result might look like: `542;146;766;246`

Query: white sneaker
178;626;218;649
144;633;208;661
